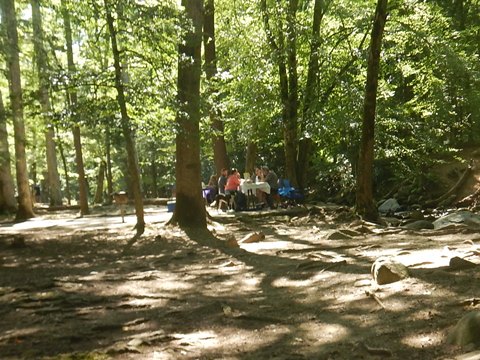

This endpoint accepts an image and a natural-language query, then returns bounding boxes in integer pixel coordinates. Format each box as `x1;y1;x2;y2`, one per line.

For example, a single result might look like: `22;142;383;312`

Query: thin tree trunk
105;125;113;204
297;0;327;190
62;0;89;215
0;90;17;213
204;0;229;175
31;0;62;207
104;0;145;235
94;161;105;204
171;0;206;228
56;125;72;205
245;142;257;176
1;0;35;220
355;0;388;222
261;0;299;187
284;0;299;187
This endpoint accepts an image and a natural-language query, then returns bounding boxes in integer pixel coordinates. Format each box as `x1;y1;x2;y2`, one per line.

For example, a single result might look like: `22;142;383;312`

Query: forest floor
1;199;480;360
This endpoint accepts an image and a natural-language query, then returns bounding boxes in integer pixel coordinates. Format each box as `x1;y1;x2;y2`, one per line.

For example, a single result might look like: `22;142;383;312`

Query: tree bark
105;125;113;204
94;161;106;204
1;0;35;220
62;0;89;215
297;0;327;190
284;0;299;187
31;0;63;206
203;0;229;175
171;0;207;228
245;142;257;176
355;0;388;222
104;0;145;235
56;125;72;205
0;90;17;213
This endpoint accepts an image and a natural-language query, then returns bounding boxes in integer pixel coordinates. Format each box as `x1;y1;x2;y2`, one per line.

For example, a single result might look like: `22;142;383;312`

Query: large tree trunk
203;0;229;175
104;0;145;235
0;90;17;213
355;0;388;222
62;0;89;215
2;0;35;220
296;137;313;189
171;0;206;228
31;0;63;207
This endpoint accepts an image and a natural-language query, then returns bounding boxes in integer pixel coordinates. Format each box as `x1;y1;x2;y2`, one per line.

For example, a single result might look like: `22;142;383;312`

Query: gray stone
402;220;434;230
326;231;352;240
371;257;409;285
449;256;477;270
433;211;480;230
378;198;400;214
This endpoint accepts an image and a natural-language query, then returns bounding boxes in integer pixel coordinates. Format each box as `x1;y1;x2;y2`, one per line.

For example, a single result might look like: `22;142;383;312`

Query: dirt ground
0;201;479;360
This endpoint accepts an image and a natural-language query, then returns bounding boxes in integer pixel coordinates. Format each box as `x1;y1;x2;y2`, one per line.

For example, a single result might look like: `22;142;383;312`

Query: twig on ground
359;342;392;357
365;290;386;310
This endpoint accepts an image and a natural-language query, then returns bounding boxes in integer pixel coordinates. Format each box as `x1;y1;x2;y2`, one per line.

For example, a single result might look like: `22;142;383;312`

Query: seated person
250;166;265;204
251;166;264;183
262;166;279;209
204;174;218;204
225;168;241;195
215;168;228;210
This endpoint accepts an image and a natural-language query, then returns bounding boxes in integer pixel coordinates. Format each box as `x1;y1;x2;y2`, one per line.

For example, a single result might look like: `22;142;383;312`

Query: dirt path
0;205;479;359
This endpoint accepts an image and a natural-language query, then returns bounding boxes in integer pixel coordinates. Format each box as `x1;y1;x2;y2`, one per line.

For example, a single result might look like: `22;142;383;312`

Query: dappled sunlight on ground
1;205;479;359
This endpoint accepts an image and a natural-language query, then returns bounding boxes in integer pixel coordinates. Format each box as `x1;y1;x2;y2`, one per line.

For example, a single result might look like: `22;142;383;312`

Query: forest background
0;0;479;225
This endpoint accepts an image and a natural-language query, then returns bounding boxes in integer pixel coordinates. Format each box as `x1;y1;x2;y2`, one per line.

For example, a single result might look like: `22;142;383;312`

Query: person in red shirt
225;168;241;195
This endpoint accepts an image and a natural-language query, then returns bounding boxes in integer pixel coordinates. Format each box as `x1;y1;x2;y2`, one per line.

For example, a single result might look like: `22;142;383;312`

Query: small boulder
447;311;480;347
402;220;434;230
240;232;265;243
326;231;352;240
371;257;409;285
378;198;400;214
433;211;480;230
449;256;477;270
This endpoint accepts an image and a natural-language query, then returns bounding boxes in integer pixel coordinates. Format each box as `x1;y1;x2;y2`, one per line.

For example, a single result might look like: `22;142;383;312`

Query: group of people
204;166;279;211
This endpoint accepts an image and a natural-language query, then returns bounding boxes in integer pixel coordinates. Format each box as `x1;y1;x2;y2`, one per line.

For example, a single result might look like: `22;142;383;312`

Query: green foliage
2;0;479;203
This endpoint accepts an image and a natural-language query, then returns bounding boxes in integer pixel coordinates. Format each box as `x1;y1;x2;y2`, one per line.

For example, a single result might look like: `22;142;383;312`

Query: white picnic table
240;180;271;194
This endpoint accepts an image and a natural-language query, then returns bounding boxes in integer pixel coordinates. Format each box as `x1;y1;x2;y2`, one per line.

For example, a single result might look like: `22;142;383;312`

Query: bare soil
1;200;479;360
